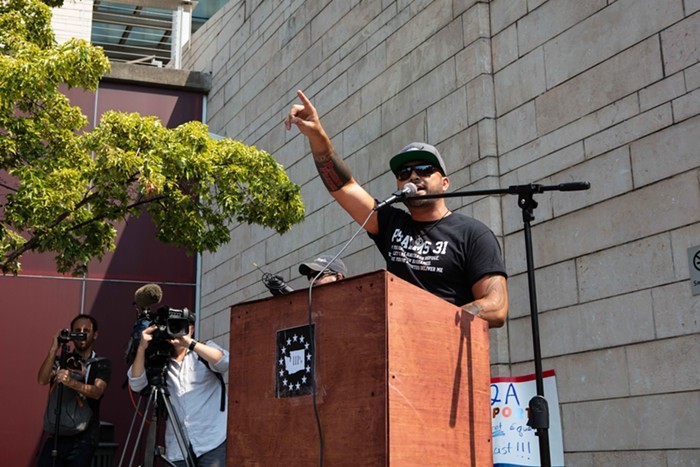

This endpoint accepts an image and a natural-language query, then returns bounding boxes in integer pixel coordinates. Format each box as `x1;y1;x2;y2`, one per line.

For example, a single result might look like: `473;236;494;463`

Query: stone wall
184;0;700;463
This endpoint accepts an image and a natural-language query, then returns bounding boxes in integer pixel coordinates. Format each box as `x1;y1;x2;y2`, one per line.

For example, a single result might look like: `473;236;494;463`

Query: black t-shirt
85;354;111;441
51;351;112;443
369;207;507;305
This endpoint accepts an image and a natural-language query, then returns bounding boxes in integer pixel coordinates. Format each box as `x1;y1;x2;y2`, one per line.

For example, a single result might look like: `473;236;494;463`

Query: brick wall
184;1;700;463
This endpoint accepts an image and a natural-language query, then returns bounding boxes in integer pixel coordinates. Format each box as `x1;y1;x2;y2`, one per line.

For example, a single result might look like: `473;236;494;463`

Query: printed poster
491;370;564;467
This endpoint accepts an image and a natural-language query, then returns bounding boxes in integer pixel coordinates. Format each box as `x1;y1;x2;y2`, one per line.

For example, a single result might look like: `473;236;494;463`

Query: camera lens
167;318;189;338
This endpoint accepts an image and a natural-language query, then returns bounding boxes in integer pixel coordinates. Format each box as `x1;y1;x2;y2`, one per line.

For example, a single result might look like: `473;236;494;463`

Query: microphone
374;182;417;210
134;283;163;310
253;263;294;296
555;181;590;191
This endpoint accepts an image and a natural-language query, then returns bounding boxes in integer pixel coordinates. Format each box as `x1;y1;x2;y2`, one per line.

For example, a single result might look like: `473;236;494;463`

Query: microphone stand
410;181;590;467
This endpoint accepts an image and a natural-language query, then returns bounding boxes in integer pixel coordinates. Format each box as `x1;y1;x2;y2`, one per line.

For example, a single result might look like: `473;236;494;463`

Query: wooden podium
228;270;492;465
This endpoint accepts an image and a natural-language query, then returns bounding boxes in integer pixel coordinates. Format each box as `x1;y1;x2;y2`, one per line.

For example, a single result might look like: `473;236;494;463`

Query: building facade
183;0;700;464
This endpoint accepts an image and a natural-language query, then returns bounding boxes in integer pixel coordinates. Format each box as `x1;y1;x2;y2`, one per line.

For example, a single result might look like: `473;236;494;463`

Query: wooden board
228;270;491;466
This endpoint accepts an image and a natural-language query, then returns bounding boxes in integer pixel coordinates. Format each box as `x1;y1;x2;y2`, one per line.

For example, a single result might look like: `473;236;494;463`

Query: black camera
58;329;87;344
125;305;194;368
151;306;192;339
64;352;85;371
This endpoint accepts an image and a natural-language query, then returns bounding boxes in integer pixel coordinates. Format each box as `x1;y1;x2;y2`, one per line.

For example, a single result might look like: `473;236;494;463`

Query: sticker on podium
275;324;315;398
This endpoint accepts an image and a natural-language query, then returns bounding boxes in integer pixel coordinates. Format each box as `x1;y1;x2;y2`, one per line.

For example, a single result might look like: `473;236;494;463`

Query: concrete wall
184;0;700;463
51;0;94;43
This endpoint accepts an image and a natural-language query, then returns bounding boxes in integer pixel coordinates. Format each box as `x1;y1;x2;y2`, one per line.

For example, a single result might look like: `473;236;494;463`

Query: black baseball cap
389;142;447;176
299;255;348;277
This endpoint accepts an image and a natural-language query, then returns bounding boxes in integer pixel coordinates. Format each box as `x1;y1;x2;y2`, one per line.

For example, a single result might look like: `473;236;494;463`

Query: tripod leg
125;390;156;467
132;388;182;467
158;388;197;467
122;384;196;467
118;392;149;467
143;402;159;467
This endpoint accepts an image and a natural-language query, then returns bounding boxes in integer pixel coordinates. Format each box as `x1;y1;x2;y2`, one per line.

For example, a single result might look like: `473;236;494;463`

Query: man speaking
285;90;508;327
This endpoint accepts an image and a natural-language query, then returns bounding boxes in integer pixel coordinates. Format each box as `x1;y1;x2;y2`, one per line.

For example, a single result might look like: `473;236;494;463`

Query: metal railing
91;1;175;67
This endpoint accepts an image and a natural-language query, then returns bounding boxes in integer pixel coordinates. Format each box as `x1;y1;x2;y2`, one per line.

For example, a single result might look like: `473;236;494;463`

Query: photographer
37;315;112;467
127;313;229;467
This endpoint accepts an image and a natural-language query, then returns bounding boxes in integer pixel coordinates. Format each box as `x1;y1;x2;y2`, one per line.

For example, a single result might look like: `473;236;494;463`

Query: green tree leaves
0;0;304;275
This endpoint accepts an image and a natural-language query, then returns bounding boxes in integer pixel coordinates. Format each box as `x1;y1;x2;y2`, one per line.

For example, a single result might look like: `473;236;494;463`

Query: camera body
125;305;193;370
58;329;87;344
152;306;192;339
64;352;85;372
54;329;87;373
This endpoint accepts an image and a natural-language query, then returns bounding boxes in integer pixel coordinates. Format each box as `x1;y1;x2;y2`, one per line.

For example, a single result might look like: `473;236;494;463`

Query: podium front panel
228;272;389;465
228;270;491;466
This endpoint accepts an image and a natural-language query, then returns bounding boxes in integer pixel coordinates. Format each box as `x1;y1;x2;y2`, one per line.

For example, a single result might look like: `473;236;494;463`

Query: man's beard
403;184;442;209
74;337;94;352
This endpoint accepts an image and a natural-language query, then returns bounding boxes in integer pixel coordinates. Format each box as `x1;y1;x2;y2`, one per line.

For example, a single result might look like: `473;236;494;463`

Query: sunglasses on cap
307;270;336;281
395;163;441;181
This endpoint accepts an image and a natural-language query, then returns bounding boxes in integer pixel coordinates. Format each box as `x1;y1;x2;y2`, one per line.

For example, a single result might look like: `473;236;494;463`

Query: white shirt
128;341;229;461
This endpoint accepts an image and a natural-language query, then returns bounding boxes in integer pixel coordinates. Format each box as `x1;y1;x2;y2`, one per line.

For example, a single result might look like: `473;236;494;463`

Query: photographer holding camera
37;315;112;467
127;311;229;467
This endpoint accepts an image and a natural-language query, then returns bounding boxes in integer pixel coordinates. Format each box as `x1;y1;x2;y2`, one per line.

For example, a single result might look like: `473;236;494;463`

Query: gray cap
389;142;447;176
299;255;348;277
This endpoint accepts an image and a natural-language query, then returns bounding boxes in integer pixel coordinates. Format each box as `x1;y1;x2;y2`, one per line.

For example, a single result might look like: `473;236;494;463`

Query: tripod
119;365;196;467
47;340;72;467
410;181;590;467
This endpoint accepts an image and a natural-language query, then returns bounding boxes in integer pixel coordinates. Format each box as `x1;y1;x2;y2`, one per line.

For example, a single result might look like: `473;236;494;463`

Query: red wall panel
0;277;84;467
1;79;204;466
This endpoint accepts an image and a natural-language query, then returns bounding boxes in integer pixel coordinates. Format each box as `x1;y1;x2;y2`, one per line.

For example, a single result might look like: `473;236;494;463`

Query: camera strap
83;350;97;383
197;356;226;412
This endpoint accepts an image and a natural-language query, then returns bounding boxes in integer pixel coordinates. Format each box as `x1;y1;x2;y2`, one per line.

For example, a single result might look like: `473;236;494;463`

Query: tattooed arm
463;274;508;328
285;90;379;234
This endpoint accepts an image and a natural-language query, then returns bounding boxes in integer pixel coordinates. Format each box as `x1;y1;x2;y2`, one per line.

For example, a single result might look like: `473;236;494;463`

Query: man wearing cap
299;255;348;285
127;312;229;466
285;90;508;327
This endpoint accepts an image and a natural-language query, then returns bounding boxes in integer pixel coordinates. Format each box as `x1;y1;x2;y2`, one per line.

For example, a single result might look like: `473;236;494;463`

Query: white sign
688;246;700;296
491;370;565;467
284;349;305;374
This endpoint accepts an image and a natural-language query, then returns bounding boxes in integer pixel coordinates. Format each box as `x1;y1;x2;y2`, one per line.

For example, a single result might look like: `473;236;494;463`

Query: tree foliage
0;0;304;275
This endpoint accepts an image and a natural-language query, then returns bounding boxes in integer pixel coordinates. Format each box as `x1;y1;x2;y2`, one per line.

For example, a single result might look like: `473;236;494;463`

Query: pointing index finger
297;89;311;108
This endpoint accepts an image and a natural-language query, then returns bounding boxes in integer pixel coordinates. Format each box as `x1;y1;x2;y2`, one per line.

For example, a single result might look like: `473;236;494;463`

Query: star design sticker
276;324;315;398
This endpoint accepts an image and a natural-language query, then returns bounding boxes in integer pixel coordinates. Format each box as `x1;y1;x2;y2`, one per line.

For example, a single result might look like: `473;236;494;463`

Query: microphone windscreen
403;182;417;195
134;283;163;309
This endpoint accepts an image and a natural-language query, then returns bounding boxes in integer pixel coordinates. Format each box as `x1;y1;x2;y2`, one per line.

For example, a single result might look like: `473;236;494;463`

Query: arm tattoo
485;277;507;311
314;150;352;192
464;276;506;318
